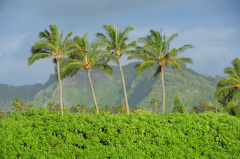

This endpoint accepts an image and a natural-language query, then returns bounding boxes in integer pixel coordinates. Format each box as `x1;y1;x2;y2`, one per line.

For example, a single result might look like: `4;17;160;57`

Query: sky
0;0;239;86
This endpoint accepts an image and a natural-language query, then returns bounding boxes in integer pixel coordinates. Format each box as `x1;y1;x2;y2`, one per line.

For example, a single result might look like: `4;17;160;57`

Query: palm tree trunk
161;65;165;114
57;59;63;115
87;69;99;114
118;58;130;114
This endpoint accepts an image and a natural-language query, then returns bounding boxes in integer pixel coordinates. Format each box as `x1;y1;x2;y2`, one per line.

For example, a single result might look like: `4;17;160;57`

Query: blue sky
0;0;239;86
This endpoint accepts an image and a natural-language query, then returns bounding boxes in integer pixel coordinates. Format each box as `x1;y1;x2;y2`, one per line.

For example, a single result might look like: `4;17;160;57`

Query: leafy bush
0;110;240;158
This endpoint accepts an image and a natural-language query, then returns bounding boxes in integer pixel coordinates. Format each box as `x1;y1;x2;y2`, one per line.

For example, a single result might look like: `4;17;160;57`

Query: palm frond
167;61;184;76
28;53;52;65
224;67;239;80
60;58;81;78
215;85;237;96
171;57;193;65
221;77;239;86
135;60;157;74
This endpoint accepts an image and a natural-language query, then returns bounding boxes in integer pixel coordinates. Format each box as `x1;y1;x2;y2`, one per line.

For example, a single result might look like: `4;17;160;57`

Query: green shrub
0;110;240;158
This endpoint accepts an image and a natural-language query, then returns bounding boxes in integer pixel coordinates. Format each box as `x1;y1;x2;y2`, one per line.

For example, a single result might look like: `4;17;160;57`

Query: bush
0;110;240;158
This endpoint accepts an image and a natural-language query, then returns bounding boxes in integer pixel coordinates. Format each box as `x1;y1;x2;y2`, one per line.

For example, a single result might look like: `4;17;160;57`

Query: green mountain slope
0;74;56;112
30;62;220;112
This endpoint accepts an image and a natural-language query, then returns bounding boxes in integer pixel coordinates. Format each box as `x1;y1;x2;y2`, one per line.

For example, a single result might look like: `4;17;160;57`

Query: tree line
27;23;194;115
1;23;238;117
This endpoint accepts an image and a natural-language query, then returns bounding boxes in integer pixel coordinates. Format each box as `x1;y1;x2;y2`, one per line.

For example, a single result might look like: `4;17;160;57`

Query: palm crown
28;24;73;64
129;29;193;77
96;24;136;63
96;24;136;114
61;34;113;77
128;29;193;113
215;58;240;104
60;33;113;113
12;97;25;113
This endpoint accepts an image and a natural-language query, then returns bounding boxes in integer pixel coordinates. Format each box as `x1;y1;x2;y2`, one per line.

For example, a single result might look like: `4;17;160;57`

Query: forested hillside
29;62;220;112
0;75;56;112
0;62;221;112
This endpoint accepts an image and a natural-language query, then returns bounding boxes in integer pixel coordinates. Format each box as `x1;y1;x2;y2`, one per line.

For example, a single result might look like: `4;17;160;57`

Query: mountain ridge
0;62;221;112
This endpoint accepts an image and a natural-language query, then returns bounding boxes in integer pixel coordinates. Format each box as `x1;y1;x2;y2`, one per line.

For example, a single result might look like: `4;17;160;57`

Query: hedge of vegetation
0;108;240;158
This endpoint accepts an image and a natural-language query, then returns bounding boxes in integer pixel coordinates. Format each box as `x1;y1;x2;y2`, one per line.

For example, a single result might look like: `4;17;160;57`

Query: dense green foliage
1;109;239;158
215;58;240;106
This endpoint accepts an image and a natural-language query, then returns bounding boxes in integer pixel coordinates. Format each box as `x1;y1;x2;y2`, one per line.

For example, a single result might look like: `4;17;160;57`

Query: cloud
0;0;240;85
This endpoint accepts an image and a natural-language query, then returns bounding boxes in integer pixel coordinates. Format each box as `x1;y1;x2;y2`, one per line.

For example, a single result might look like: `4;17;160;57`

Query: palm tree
12;97;26;113
215;58;240;105
60;34;113;114
47;101;60;112
128;29;193;114
28;24;73;114
26;103;34;109
77;104;89;113
70;105;79;113
96;24;136;114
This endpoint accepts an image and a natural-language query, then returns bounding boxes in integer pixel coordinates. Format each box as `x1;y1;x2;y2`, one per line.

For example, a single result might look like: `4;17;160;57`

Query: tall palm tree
215;58;240;105
96;24;136;114
60;34;113;114
128;29;193;114
28;24;73;114
12;97;26;113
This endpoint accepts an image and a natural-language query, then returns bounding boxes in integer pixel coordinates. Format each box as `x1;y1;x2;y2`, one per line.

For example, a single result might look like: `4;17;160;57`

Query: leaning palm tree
12;97;26;113
215;58;240;105
60;34;113;114
96;24;136;114
128;29;193;114
28;24;73;114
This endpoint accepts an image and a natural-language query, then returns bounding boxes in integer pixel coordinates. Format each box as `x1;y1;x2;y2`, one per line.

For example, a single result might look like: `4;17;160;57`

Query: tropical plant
90;104;103;114
112;102;126;114
28;24;73;114
151;98;159;112
172;93;187;113
191;98;215;113
26;103;34;109
215;58;240;106
60;34;113;114
47;101;60;112
77;104;89;113
11;97;26;113
104;104;112;113
96;24;137;114
128;29;193;113
224;100;240;117
70;105;79;113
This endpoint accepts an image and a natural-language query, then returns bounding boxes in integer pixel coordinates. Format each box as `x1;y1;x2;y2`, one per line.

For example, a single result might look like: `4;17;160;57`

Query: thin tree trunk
118;58;130;114
57;59;63;115
87;69;99;114
161;65;165;114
